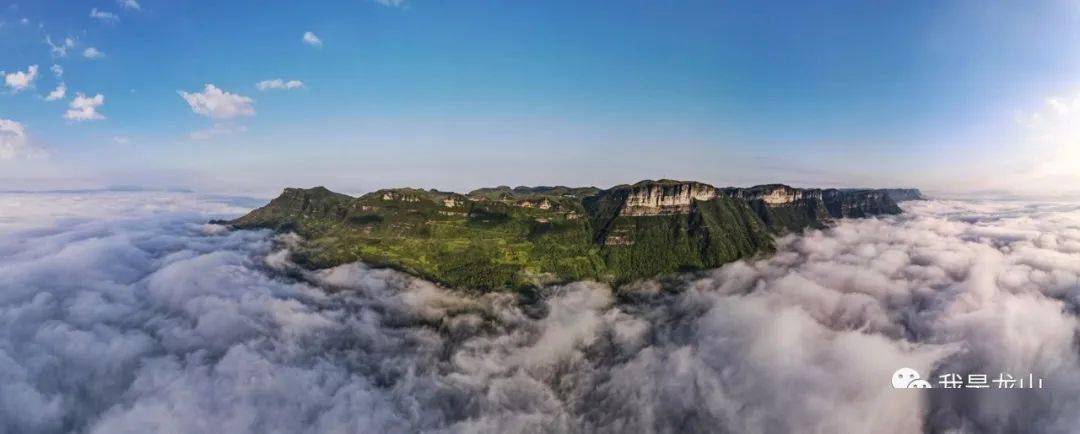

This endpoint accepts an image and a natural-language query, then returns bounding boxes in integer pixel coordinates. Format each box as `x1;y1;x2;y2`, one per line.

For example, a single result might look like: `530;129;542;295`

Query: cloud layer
0;194;1077;433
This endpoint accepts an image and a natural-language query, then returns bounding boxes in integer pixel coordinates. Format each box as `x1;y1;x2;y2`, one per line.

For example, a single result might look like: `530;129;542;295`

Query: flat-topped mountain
229;180;921;290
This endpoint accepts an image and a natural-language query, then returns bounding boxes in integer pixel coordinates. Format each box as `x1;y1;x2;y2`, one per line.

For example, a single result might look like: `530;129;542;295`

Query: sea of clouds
0;192;1078;433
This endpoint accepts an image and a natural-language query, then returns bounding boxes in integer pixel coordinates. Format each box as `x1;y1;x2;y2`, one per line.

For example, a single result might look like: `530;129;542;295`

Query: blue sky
2;0;1080;196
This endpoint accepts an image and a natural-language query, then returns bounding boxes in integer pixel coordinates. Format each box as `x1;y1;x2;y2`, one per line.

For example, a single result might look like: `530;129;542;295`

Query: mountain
228;180;915;290
878;188;925;202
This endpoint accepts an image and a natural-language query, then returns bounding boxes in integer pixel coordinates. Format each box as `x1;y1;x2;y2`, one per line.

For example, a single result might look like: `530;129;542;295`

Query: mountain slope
229;180;910;290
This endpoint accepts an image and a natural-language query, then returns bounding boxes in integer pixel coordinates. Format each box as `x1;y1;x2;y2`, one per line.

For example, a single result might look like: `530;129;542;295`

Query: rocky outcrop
723;184;822;205
376;189;424;202
617;180;718;216
441;193;467;208
230;186;353;232
517;198;554;210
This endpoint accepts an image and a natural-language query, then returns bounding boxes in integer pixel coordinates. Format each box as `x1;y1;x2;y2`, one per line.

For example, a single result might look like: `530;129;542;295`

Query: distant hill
228;180;916;290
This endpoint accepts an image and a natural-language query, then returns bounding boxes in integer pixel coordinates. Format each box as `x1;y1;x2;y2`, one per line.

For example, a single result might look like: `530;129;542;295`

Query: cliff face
879;188;925;202
229;180;907;290
617;180;718;216
724;184;822;204
822;189;902;218
714;183;905;232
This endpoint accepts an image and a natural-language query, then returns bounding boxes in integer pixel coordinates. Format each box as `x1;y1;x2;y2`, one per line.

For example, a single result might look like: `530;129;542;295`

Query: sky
1;0;1080;197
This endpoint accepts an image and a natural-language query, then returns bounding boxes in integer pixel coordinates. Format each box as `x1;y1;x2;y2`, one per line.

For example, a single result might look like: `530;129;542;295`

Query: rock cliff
616;180;719;216
878;188;925;202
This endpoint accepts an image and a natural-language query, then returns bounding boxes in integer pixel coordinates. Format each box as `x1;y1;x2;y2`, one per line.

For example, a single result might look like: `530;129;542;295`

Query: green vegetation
230;181;903;291
595;198;772;283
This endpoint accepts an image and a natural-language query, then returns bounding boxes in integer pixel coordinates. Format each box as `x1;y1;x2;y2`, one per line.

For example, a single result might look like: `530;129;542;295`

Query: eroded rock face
724;184;824;205
620;181;718;216
596;181;905;225
822;189;901;217
442;196;466;208
517;198;554;210
380;191;421;202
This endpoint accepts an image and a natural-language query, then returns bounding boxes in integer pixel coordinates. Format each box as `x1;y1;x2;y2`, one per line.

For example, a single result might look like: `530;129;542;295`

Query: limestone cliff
617;180;719;216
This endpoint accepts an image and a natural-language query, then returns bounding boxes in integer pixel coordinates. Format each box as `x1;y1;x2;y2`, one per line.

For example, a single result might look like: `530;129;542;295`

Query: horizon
0;179;999;201
2;179;1072;203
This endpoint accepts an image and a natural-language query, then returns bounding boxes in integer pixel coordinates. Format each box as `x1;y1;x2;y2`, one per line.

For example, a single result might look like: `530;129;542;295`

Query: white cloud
178;84;255;120
0;119;45;159
50;64;63;78
89;8;119;23
46;36;76;57
302;31;322;47
83;47;105;59
45;82;66;101
4;65;38;92
256;79;304;91
0;196;1077;432
118;0;140;10
113;136;130;144
372;0;406;7
64;93;106;121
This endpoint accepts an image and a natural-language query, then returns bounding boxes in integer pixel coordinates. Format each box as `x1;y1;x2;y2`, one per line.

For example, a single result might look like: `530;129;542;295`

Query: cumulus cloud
179;84;255;120
118;0;140;10
89;8;119;23
45;82;66;101
0;118;45;159
4;64;38;92
64;93;106;121
46;36;76;57
51;64;63;78
302;31;322;47
255;79;304;91
0;195;1078;433
83;47;105;59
